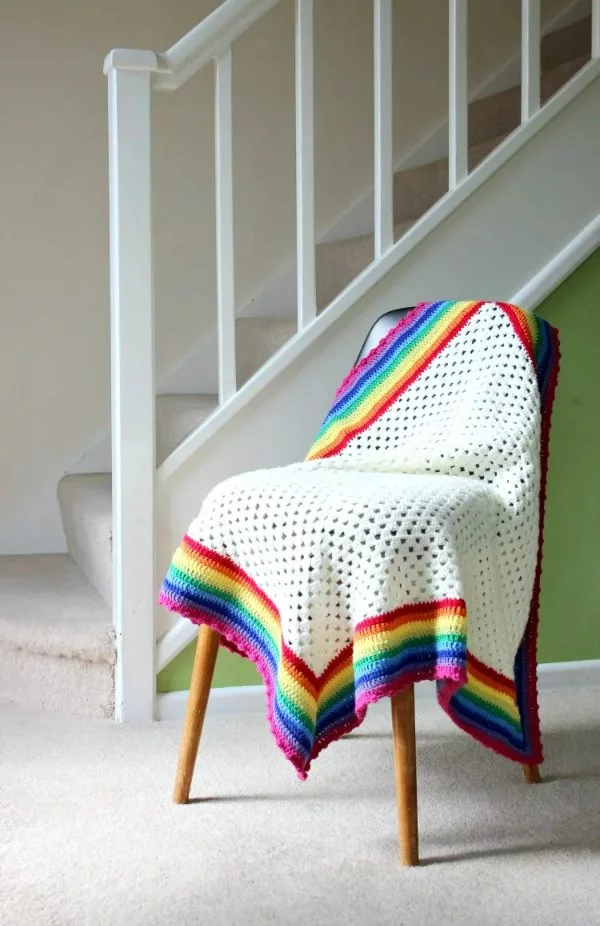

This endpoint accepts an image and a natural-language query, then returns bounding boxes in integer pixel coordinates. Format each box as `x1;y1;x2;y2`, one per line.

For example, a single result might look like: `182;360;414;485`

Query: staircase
0;6;597;719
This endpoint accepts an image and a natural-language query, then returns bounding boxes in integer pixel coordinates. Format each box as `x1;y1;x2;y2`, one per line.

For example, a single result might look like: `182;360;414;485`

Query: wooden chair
172;308;541;866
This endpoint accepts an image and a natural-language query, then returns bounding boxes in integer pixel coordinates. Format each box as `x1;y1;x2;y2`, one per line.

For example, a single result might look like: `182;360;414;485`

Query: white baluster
106;61;156;723
449;0;468;189
295;0;316;328
374;0;394;259
593;0;600;59
215;46;237;403
521;0;541;122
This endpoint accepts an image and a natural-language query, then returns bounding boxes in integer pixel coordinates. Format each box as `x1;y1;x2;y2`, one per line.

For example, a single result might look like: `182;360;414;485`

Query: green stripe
318;680;355;715
168;563;277;653
353;632;466;674
460;687;522;731
276;684;315;732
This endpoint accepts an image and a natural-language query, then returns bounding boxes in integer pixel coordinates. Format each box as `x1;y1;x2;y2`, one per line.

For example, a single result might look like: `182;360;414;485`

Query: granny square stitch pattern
160;300;560;778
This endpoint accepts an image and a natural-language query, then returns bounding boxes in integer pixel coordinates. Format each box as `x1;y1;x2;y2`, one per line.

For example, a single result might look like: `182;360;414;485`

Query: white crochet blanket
161;300;559;777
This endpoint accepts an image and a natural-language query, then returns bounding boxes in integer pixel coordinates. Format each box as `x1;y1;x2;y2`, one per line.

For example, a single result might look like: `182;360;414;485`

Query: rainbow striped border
307;300;484;460
160;536;531;776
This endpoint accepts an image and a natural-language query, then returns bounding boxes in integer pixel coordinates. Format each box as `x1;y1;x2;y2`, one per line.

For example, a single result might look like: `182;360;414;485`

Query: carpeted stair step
394;53;588;226
316;132;506;308
314;43;590;310
316;220;413;311
0;554;113;718
469;53;590;149
391;132;506;227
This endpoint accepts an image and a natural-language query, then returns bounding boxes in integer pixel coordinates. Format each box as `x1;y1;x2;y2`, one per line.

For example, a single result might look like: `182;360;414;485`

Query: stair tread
0;554;112;663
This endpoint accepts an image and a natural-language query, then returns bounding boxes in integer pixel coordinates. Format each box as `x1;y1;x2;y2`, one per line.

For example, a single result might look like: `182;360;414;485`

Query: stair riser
316;237;373;310
62;522;112;606
58;478;113;606
0;649;114;719
236;320;297;385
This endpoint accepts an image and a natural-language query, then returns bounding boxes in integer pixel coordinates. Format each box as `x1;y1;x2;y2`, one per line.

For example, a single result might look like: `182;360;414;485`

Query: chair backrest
355;307;415;364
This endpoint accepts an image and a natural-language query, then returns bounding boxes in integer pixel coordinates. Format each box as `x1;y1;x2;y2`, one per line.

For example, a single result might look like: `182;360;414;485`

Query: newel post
105;50;161;722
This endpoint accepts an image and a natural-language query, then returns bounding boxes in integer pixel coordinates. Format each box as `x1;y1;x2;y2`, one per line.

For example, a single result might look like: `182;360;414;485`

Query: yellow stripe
176;548;281;644
466;672;520;718
318;662;354;705
277;666;317;718
355;615;465;653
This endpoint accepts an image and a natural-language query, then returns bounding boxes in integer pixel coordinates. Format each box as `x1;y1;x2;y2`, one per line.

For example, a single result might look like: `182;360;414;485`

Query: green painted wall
537;249;600;662
158;250;600;692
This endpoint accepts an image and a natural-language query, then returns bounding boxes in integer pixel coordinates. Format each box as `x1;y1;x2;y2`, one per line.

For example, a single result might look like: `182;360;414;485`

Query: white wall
0;0;575;553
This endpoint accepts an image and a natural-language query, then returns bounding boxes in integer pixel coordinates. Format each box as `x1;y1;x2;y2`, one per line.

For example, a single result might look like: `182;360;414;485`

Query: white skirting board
156;659;600;721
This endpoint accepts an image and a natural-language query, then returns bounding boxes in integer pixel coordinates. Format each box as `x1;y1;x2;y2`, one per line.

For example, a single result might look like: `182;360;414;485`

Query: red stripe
355;598;466;635
498;302;535;364
466;652;516;698
182;536;280;616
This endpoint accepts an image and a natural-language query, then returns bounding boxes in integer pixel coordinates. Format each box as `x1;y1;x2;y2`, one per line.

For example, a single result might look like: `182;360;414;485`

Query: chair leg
173;625;221;804
390;685;419;866
523;764;541;784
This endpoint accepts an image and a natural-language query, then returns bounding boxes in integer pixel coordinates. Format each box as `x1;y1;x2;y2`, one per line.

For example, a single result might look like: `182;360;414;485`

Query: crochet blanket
160;300;559;779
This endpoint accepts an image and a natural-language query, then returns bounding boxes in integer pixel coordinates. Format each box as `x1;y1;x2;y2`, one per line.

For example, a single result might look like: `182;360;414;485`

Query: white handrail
449;0;468;189
156;0;281;91
295;0;317;330
522;0;541;121
374;0;394;259
215;47;237;403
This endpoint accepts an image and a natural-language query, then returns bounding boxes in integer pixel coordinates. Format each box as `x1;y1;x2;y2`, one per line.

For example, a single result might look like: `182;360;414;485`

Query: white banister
295;0;317;329
374;0;394;259
449;0;468;189
593;0;600;59
106;63;156;723
215;47;237;403
156;0;281;90
521;0;541;121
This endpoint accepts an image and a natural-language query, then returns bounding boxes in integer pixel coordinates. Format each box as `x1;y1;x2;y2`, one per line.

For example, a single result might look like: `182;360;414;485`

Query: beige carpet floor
1;687;599;926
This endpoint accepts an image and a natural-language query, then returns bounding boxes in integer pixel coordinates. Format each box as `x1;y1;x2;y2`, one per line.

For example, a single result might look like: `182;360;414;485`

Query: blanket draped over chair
160;301;560;779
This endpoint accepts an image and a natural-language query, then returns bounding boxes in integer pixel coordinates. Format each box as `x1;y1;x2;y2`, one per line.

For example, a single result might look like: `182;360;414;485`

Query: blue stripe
161;576;279;674
324;301;448;419
356;643;465;687
315;692;356;737
273;690;312;757
448;693;527;752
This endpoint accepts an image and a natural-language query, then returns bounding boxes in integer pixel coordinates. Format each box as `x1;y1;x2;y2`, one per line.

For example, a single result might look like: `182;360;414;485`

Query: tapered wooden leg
173;625;221;804
523;764;541;784
391;685;419;866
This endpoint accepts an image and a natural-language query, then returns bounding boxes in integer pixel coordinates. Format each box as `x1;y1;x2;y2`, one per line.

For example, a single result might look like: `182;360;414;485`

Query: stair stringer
156;73;600;664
